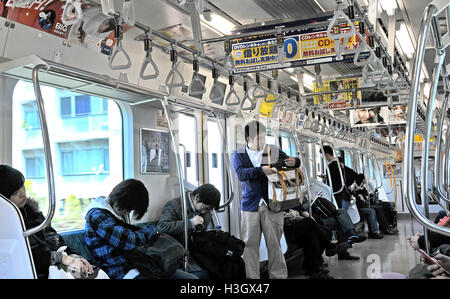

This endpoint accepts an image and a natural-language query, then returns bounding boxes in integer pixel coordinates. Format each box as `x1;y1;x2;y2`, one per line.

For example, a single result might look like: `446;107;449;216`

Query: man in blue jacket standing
233;120;300;279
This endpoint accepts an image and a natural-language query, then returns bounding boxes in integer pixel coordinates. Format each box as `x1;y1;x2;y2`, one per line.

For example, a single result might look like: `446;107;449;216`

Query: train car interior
0;0;449;281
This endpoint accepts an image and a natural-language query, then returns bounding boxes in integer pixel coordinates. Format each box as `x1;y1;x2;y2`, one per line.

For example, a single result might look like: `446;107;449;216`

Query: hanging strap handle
225;75;241;106
241;80;256;111
189;58;207;96
140;30;159;80
109;21;132;70
165;46;185;88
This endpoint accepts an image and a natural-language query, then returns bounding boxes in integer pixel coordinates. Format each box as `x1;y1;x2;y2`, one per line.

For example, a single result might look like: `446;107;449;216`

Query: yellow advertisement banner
259;94;277;118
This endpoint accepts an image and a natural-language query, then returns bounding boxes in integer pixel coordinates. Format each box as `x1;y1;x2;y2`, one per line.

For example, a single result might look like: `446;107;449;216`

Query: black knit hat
0;165;25;199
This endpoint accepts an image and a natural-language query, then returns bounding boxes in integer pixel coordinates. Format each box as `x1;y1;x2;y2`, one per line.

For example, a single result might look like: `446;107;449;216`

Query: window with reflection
12;80;123;232
177;113;199;187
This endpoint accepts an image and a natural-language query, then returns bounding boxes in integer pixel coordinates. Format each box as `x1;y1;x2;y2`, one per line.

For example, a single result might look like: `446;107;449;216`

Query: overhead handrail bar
61;0;83;25
24;64;56;238
403;3;450;239
139;30;159;80
165;45;185;89
194;0;205;15
109;19;132;70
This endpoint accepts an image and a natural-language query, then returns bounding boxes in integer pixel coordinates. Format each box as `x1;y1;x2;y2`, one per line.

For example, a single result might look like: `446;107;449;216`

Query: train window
266;135;276;145
344;151;352;168
177;113;199;186
206;120;224;203
280;136;296;157
11;80;123;232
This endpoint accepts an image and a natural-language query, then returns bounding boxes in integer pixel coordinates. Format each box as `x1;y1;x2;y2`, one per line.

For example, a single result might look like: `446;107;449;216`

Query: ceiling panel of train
111;0;438;94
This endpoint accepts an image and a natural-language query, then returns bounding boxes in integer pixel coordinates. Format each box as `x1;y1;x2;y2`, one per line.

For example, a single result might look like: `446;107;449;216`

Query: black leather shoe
382;228;398;235
368;232;384;239
338;253;360;260
325;245;338;257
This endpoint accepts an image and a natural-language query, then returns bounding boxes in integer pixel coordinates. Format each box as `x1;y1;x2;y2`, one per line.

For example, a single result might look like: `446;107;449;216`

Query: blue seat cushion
60;230;95;262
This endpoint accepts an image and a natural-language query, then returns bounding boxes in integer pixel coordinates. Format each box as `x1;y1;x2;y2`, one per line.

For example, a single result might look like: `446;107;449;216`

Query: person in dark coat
0;165;94;279
157;183;221;279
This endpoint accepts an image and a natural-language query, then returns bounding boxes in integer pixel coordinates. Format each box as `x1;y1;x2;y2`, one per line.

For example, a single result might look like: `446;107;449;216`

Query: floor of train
284;216;425;279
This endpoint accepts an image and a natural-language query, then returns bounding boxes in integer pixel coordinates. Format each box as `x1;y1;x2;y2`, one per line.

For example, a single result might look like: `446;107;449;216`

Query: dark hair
245;120;266;143
0;165;25;199
356;174;366;185
192;183;220;210
322;145;334;157
108;179;149;220
338;155;345;164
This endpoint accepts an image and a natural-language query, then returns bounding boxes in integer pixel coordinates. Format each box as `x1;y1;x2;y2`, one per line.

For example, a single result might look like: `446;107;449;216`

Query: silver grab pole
404;4;450;241
24;64;56;237
146;97;189;269
208;109;234;211
293;133;313;215
318;141;338;207
434;78;450;203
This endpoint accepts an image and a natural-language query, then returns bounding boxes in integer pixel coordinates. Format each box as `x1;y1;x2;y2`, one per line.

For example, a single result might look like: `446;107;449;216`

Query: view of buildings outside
12;80;123;231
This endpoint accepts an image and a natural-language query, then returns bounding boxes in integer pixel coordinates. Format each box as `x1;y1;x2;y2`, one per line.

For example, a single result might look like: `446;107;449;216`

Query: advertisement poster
1;0;132;55
380;105;407;124
259;94;277;118
231;22;366;73
313;77;360;105
350;107;383;127
140;128;170;173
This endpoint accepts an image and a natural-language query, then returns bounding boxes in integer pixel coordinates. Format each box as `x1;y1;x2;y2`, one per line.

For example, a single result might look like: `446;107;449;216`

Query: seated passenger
157;183;221;279
283;188;341;279
351;174;398;235
322;146;384;239
84;179;197;279
0;165;95;279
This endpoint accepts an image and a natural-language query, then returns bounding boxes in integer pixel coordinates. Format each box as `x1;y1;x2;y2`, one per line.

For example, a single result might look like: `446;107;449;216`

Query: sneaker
368;232;384;239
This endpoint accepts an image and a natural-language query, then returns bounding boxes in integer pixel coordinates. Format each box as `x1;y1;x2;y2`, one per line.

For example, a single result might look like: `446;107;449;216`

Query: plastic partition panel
0;196;36;278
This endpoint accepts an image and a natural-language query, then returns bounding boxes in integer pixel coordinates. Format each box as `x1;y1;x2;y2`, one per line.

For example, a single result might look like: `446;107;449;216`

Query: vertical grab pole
24;65;56;238
404;4;450;244
158;97;189;270
207;110;234;211
293;133;313;215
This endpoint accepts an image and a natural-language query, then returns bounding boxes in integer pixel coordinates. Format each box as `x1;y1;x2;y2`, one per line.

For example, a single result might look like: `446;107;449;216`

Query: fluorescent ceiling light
396;22;414;60
291;73;314;90
313;0;326;13
200;13;235;35
379;0;397;16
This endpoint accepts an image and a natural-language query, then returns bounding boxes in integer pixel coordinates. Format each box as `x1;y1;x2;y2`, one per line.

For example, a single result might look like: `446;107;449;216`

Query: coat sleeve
278;148;301;168
157;199;194;236
233;150;264;182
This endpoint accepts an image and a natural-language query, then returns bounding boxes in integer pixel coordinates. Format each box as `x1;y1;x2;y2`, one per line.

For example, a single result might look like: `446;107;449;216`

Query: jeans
358;208;379;234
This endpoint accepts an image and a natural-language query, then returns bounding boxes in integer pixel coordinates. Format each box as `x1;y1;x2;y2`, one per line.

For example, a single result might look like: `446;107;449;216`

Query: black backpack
312;197;339;218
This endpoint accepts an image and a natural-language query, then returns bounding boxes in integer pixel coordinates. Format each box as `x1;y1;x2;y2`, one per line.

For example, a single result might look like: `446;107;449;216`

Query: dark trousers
284;217;333;273
371;205;391;232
